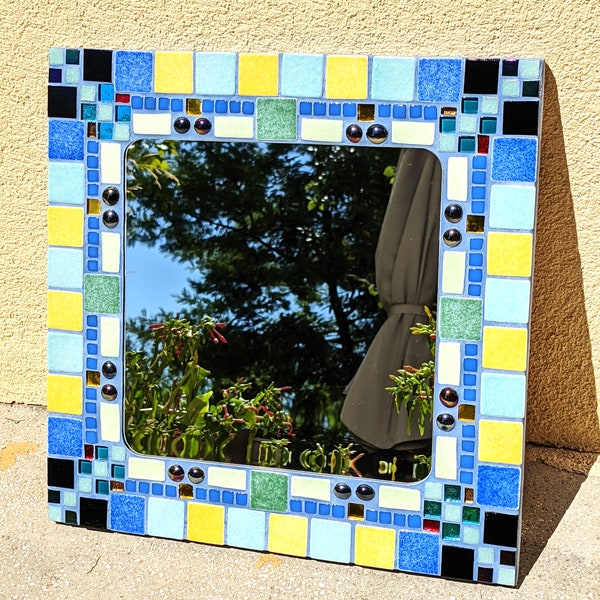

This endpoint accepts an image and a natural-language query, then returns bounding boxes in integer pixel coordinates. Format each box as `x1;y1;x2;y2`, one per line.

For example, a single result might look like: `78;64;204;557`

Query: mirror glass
125;140;440;483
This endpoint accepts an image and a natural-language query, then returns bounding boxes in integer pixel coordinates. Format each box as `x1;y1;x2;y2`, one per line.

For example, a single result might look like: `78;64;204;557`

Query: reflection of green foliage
125;316;294;462
386;307;436;437
126;141;400;436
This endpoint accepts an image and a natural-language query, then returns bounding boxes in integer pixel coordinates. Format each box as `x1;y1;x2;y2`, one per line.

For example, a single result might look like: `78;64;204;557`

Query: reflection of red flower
148;323;164;331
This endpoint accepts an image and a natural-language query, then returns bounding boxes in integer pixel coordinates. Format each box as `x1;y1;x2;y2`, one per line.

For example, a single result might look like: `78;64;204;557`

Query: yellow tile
47;374;82;415
155;52;194;94
354;525;396;570
487;232;533;277
48;206;84;248
482;326;528;371
238;54;279;96
478;420;523;465
268;514;308;557
48;291;83;331
187;503;225;545
325;56;368;99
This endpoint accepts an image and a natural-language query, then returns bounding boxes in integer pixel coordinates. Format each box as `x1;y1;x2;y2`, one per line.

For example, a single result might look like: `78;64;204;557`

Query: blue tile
242;102;254;115
465;344;478;356
151;483;163;495
472;171;486;184
48;120;84;160
314;102;326;116
209;489;220;502
48;162;85;204
378;104;391;117
407;515;421;528
462;440;475;452
165;485;177;498
473;155;487;169
393;104;407;119
48;248;83;289
463;374;476;386
116;106;131;122
281;54;323;98
464;389;476;401
110;494;145;534
468;269;483;282
195;488;207;500
131;96;143;109
290;499;302;512
125;480;136;492
472;186;486;199
491;138;538;182
460;455;475;469
394;513;406;527
477;465;521;509
98;124;114;139
342;103;356;117
87;141;99;153
85;431;97;444
464;358;478;371
171;99;183;112
469;253;483;267
398;532;439;574
417;58;462;102
144;97;156;110
86;343;98;355
147;497;185;539
468;284;481;296
115;51;153;92
329;103;341;116
460;471;474;484
87;184;99;196
195;52;237;95
48;417;83;457
226;507;267;550
463;424;476;437
85;402;96;414
310;519;352;563
332;505;345;518
88;217;99;229
139;482;150;494
87;156;98;168
299;102;311;115
409;105;422;118
222;490;234;504
99;84;114;102
379;511;392;525
371;57;415;101
215;100;227;113
158;98;170;110
229;101;241;113
86;315;98;326
85;417;97;429
202;99;214;113
235;493;247;506
88;246;99;258
305;501;317;514
48;332;83;373
424;106;437;120
366;509;378;522
86;329;97;341
470;238;484;250
318;503;330;516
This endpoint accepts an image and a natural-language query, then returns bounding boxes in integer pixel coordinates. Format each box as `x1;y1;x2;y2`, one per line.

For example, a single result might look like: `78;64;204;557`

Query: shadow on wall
527;66;600;453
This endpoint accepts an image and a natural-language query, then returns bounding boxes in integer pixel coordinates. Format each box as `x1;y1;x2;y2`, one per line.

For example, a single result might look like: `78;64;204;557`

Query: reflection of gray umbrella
341;148;441;450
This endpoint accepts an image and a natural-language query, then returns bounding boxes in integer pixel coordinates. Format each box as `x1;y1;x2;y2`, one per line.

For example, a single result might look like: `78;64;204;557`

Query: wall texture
1;0;598;452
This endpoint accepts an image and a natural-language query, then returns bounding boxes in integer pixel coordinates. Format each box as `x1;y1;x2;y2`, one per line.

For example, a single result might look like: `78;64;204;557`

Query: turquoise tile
481;96;499;114
424;482;443;500
484;278;531;324
48;48;63;66
281;54;323;98
147;498;185;539
309;519;352;563
195;53;237;95
48;248;83;289
371;57;416;101
489;184;536;230
439;297;483;341
438;134;455;152
497;566;516;586
478;547;494;564
78;477;92;493
459;114;477;133
520;59;541;79
480;372;526;419
84;274;120;314
462;525;480;545
48;162;85;205
47;332;83;373
226;507;267;550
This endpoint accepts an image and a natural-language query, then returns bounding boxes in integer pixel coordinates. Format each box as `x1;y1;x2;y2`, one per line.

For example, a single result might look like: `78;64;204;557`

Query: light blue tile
484;278;531;324
148;498;185;539
371;57;415;101
93;461;108;477
478;547;494;564
462;525;480;545
444;504;461;522
491;137;538;182
281;54;323;98
417;58;462;102
226;507;266;550
424;482;443;500
502;79;520;97
111;446;126;461
65;66;80;85
48;248;83;289
459;114;477;133
489;184;536;230
520;59;541;79
195;53;237;95
481;372;526;419
48;332;83;373
63;491;77;506
48;162;85;205
481;96;499;114
49;48;63;66
309;519;352;563
497;566;516;586
78;477;92;493
48;506;62;522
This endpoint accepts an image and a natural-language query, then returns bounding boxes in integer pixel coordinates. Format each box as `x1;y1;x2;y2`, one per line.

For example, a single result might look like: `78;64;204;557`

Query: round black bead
356;483;375;501
188;467;205;484
101;384;117;401
439;387;459;408
102;361;117;379
102;210;119;229
345;124;363;143
443;228;462;247
173;117;191;134
102;187;120;206
366;124;388;144
194;118;212;135
168;464;185;482
333;482;352;499
444;204;463;223
436;413;456;431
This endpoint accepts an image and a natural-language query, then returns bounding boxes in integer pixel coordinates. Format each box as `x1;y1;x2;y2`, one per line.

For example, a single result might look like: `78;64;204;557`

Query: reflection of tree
126;141;400;437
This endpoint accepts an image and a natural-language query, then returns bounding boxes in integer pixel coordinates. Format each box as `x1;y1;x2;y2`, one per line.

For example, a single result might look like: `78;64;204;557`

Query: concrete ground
0;403;598;600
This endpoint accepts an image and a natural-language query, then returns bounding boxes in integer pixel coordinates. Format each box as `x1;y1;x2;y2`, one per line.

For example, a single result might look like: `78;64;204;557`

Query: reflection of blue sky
125;243;191;318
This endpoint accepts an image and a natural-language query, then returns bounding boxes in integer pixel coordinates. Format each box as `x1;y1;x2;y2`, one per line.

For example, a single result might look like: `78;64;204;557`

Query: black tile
48;489;61;504
48;86;77;119
500;550;517;566
83;49;113;83
48;457;75;489
80;497;108;529
49;68;62;83
464;59;500;94
483;512;519;547
522;80;540;97
441;545;475;581
65;510;78;525
502;101;540;136
502;59;519;76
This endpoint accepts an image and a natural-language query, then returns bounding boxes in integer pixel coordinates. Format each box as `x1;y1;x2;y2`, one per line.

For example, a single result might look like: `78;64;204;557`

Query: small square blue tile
305;501;317;514
462;440;475;452
366;509;378;522
144;97;156;110
165;485;177;498
460;455;475;469
342;103;356;117
171;99;183;112
235;493;247;506
394;513;406;527
85;431;97;444
318;503;330;516
202;99;214;113
290;499;302;512
139;482;150;494
215;99;227;113
314;102;326;116
209;489;220;502
329;103;342;116
299;102;311;115
409;105;422;118
158;98;170;110
378;104;391;117
332;505;345;518
125;480;136;492
229;101;240;113
463;425;476;437
223;490;234;504
151;483;163;495
407;515;421;528
131;96;143;109
460;471;474;484
195;488;206;500
242;102;254;115
472;186;486;200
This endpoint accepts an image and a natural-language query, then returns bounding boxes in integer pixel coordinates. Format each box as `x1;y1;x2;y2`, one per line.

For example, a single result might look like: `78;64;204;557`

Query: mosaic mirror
47;49;544;586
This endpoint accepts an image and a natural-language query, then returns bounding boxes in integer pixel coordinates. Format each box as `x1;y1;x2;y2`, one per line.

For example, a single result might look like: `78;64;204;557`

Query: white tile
447;157;468;201
434;436;457;480
441;252;465;294
207;466;247;490
100;402;120;442
132;113;172;135
100;316;120;357
301;118;343;142
437;341;461;386
100;142;122;184
291;476;330;501
378;485;421;511
128;456;165;481
213;116;254;139
101;232;121;273
391;121;435;146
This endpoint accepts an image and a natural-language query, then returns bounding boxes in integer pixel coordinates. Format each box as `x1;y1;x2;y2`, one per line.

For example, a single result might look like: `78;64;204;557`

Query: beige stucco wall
0;0;598;452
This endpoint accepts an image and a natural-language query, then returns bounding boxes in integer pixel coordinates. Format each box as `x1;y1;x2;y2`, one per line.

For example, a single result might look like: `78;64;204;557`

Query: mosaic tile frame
47;49;544;586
